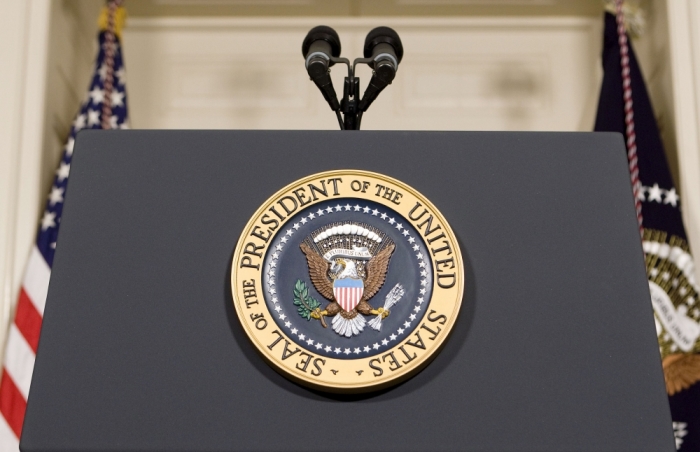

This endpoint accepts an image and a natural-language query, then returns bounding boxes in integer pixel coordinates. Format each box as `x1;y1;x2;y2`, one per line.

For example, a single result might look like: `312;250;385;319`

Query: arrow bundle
368;283;405;331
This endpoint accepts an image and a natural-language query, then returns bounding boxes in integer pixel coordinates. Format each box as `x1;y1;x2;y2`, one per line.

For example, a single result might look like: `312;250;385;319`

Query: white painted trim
667;0;700;278
0;0;52;358
0;0;29;354
0;2;30;358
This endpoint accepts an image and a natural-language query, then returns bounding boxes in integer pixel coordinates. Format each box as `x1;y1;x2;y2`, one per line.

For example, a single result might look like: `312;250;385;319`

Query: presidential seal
231;170;463;392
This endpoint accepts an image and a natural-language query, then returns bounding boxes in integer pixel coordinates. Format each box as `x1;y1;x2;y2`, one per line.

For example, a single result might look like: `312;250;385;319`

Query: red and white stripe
0;247;49;448
614;0;644;236
334;287;363;312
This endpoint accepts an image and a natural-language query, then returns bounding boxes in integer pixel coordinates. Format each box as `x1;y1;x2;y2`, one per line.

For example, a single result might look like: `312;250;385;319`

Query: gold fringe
97;6;127;39
602;0;645;39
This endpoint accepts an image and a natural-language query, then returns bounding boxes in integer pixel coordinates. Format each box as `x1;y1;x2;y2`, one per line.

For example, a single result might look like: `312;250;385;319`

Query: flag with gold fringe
594;2;700;450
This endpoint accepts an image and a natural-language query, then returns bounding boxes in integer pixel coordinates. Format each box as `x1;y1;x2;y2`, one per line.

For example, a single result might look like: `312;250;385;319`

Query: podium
21;131;675;451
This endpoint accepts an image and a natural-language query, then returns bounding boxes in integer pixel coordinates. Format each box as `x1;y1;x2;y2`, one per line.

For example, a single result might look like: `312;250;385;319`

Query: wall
123;16;601;132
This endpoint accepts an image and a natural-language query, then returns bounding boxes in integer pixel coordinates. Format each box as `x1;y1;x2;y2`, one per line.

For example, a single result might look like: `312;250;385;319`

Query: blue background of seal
261;198;434;359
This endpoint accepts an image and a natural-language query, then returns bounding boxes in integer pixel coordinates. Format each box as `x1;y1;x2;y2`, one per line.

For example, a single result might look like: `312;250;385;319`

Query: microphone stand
330;56;373;130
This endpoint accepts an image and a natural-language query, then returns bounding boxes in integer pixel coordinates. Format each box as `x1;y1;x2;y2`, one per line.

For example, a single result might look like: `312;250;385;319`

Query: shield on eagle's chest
333;277;364;312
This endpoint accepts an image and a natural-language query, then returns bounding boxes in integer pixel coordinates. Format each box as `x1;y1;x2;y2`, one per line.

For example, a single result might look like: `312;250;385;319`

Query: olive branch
294;280;322;322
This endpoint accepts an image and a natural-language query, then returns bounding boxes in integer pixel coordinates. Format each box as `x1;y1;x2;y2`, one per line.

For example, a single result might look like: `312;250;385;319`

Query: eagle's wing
663;353;700;395
300;242;335;301
362;243;395;301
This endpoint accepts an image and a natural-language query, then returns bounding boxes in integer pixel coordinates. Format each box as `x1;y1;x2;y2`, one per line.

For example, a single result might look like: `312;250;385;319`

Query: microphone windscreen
363;26;403;63
302;25;342;65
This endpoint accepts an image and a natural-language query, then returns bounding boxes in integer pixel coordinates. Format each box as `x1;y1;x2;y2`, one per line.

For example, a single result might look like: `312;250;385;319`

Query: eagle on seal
300;240;395;337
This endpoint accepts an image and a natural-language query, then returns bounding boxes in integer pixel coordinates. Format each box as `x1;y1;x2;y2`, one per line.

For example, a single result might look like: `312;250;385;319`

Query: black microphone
358;26;403;112
302;26;342;111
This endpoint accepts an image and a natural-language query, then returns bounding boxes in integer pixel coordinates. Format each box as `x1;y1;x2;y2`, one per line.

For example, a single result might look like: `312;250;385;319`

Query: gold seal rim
231;169;464;393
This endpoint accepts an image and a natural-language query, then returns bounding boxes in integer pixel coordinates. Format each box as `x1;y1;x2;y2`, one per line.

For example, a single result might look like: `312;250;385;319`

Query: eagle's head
331;258;346;274
337;259;359;279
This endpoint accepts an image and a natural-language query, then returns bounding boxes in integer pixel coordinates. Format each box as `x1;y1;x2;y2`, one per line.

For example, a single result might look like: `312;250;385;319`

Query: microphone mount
328;56;374;130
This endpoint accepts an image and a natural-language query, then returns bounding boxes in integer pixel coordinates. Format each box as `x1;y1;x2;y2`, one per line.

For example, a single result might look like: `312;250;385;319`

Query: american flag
0;6;128;448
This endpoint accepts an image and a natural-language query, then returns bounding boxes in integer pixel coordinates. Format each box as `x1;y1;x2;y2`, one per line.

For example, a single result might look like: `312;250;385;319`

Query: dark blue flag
595;11;700;451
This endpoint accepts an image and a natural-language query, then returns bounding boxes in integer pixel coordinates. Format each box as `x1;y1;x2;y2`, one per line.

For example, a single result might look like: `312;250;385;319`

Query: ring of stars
264;202;432;357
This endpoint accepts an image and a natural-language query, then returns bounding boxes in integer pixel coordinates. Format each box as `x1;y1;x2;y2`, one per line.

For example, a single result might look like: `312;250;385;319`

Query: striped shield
333;277;364;312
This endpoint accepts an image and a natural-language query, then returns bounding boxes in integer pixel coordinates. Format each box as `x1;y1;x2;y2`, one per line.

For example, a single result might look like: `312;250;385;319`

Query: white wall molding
0;0;52;359
0;1;30;360
126;15;599;30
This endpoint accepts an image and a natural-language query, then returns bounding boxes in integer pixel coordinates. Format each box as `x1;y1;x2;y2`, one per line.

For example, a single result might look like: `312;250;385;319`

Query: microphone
358;26;403;112
302;26;342;111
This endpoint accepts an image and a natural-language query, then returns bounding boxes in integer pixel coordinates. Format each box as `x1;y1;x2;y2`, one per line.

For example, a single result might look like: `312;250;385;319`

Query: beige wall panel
128;0;354;18
360;0;603;17
123;17;601;132
43;0;103;213
127;0;603;18
634;0;678;187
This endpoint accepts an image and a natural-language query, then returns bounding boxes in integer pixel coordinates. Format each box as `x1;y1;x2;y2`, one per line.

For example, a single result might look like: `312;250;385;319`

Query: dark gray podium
21;131;675;452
